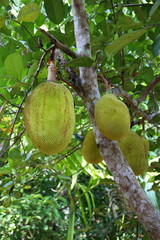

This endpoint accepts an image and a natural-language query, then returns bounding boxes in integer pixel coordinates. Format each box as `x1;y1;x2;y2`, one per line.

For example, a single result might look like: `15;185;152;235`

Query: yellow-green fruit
24;82;75;155
118;130;149;176
94;94;130;141
141;136;149;158
82;129;103;164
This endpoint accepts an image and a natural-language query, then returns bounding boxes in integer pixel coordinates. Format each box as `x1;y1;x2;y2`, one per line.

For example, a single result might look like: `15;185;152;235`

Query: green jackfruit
94;94;130;141
24;82;75;155
82;129;103;164
118;130;149;176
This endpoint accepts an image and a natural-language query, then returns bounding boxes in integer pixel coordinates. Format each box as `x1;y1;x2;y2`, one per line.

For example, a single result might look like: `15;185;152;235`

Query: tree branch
112;84;159;128
72;1;160;239
39;28;78;59
137;75;160;103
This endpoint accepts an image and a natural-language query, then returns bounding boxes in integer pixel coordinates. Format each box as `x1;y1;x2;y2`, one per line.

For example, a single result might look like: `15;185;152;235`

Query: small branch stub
47;61;57;82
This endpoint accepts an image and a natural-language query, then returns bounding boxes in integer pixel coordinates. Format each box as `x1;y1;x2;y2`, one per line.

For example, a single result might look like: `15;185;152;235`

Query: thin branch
112;84;159;128
13;20;46;51
123;3;153;7
131;111;160;127
39;28;78;59
137;75;160;103
0;129;26;159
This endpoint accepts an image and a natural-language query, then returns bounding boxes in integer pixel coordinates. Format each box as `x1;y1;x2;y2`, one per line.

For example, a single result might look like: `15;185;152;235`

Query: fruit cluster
82;94;149;176
24;84;149;176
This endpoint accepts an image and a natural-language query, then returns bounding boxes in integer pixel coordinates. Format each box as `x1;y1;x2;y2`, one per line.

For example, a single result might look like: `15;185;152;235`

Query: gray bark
72;0;160;239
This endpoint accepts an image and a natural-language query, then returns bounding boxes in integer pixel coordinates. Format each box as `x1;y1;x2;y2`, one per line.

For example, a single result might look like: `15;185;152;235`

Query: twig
0;129;26;158
52;143;82;167
137;75;160;103
131;111;160;127
39;28;78;59
112;84;159;128
123;3;153;7
13;20;46;51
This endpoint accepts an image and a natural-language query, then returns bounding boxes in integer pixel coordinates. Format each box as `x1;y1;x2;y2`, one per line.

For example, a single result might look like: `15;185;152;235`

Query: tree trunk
72;0;160;239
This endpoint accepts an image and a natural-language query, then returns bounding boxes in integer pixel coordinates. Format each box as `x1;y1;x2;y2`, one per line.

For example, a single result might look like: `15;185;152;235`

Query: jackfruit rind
82;129;103;164
94;94;130;141
24;82;75;155
118;130;149;176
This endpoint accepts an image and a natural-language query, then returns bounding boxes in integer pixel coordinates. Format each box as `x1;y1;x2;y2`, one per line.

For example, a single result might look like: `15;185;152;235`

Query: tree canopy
0;0;160;239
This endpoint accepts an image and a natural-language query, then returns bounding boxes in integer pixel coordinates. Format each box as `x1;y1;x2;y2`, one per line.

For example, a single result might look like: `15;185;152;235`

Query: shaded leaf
148;0;160;20
152;33;160;57
3;197;11;207
44;0;65;24
0;17;5;28
116;14;142;31
65;57;94;67
18;2;40;22
0;0;9;7
106;28;147;56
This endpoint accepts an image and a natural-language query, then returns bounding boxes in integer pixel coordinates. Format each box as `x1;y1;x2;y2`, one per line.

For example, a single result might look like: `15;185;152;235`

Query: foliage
0;0;160;239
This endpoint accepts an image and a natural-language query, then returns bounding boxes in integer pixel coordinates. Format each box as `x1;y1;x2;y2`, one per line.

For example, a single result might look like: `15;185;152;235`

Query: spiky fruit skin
118;130;149;176
82;129;103;164
24;82;75;155
94;94;130;141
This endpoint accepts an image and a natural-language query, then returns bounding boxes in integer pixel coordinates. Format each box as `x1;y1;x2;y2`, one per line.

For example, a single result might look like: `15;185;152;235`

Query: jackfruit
94;94;130;141
24;82;75;155
82;129;103;164
118;130;149;176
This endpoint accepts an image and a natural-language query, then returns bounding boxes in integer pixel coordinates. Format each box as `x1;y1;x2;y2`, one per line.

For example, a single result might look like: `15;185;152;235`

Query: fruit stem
47;61;57;82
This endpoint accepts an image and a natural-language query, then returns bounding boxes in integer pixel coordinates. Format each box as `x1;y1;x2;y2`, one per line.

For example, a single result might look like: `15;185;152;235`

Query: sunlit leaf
0;165;12;175
18;2;40;22
4;52;24;80
148;0;160;20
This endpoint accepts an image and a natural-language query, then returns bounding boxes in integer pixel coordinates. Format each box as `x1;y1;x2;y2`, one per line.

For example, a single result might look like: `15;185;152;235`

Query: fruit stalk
47;61;57;82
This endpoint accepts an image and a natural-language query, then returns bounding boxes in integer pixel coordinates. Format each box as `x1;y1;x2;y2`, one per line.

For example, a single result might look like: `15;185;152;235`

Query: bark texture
72;0;160;239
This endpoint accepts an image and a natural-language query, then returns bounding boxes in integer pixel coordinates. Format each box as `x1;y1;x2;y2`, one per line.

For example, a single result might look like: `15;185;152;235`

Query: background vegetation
0;0;159;239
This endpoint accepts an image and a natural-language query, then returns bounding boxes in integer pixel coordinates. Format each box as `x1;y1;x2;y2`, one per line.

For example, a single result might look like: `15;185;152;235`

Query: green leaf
0;165;12;175
9;148;21;160
27;61;38;80
18;2;40;22
3;197;11;207
152;33;160;57
0;0;9;7
4;52;24;80
44;0;65;24
0;17;5;28
106;28;147;56
148;0;160;20
116;14;142;31
65;57;94;67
